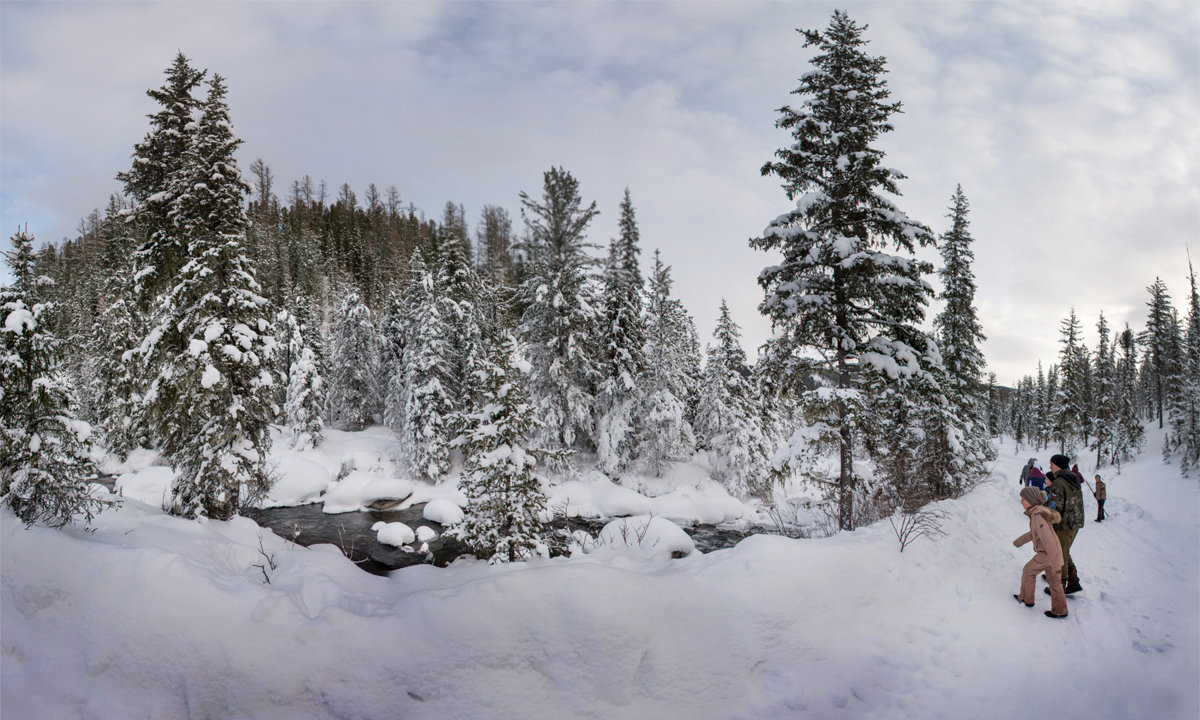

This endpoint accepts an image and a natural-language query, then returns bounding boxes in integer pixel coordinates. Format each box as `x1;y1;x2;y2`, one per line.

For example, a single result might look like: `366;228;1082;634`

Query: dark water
243;503;763;576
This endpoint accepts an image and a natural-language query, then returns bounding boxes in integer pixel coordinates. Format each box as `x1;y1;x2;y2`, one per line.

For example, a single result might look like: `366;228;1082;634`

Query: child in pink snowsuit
1013;486;1068;618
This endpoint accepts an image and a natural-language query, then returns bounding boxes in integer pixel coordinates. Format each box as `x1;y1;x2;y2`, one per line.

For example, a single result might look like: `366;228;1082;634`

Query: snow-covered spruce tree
142;75;278;520
436;218;491;410
1168;264;1200;474
116;52;206;303
932;185;993;472
636;251;698;476
515;167;601;453
1113;325;1145;466
87;197;150;459
325;286;380;431
986;373;1004;436
451;332;553;563
1089;312;1117;467
695;299;772;498
1140;278;1177;429
379;284;407;434
1052;309;1088;455
750;10;935;531
2;230;112;527
1009;375;1034;448
398;249;455;480
858;319;962;514
596;189;647;476
278;307;325;450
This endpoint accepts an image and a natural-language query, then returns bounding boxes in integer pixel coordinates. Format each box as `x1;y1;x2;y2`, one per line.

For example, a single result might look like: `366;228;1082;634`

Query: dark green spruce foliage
751;10;935;530
932;185;994;479
1167;265;1200;473
596;189;647;476
117;52;207;302
143;75;278;520
1;230;112;527
451;332;552;563
515;167;601;452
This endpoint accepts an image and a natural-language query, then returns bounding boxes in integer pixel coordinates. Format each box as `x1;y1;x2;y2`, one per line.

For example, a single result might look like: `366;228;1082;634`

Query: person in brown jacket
1013;486;1068;618
1094;474;1107;522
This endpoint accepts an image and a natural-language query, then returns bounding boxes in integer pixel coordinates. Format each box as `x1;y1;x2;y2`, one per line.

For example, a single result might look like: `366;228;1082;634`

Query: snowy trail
3;431;1197;720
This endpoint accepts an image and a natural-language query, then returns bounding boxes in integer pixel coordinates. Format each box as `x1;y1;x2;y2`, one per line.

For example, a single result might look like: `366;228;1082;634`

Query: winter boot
1044;610;1068;619
1064;581;1083;595
1014;594;1034;608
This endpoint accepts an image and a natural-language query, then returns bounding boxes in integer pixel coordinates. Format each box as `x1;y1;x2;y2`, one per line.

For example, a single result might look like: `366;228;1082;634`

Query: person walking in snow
1026;460;1046;491
1019;458;1034;486
1013;486;1068;618
1045;454;1084;596
1093;475;1107;522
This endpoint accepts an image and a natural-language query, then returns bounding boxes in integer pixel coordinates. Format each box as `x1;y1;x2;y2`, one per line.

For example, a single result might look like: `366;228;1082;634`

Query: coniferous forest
5;12;1199;548
3;8;1198;719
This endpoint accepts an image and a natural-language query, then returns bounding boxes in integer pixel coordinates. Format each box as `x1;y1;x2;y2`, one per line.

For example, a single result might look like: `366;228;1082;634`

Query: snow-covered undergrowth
3;426;1197;720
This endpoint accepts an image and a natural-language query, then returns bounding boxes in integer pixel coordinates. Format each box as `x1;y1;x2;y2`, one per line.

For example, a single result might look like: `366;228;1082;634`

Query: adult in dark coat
1045;454;1084;595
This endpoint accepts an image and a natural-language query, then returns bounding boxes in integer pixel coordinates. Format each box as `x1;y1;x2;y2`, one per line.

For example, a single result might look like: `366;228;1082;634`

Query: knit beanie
1049;454;1070;471
1020;487;1046;506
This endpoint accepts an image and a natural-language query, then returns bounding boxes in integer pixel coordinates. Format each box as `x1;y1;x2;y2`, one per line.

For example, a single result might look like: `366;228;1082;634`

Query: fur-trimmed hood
1026;504;1061;525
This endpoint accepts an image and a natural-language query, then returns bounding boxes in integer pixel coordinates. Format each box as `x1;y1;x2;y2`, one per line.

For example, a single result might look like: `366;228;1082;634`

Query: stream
243;502;765;576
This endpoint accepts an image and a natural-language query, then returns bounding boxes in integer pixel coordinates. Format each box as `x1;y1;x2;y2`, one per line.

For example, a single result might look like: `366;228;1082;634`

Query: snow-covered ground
3;426;1197;719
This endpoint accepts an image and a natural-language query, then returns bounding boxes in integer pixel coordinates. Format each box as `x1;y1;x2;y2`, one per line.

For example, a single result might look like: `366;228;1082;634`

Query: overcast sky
2;1;1197;386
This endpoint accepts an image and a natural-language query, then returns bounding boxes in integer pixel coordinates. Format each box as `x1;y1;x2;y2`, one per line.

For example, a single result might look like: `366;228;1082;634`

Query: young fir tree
1033;362;1048;450
451;332;551;563
88;196;150;459
1113;325;1145;466
1168;264;1200;474
2;230;113;527
1052;309;1088;455
1140;278;1176;429
278;308;325;450
695;299;772;498
750;10;935;530
398;250;455;480
515;167;601;452
325;287;380;431
436;220;490;409
596;189;647;476
379;284;408;434
636;251;698;476
142;75;278;520
116;53;207;303
1090;312;1117;467
932;185;992;473
986;373;1004;436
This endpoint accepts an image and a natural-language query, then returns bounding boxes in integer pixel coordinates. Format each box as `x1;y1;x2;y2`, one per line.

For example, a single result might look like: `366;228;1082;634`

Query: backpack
1048;473;1085;530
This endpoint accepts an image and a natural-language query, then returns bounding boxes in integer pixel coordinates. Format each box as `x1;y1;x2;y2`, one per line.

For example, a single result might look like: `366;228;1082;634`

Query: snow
260;452;330;507
3;305;36;333
3;425;1196;719
594;515;696;560
373;521;415;547
200;363;221;388
422;498;465;525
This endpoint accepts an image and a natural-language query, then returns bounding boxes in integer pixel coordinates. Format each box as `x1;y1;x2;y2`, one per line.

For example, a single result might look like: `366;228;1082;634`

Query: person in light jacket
1094;475;1107;522
1013;486;1068;618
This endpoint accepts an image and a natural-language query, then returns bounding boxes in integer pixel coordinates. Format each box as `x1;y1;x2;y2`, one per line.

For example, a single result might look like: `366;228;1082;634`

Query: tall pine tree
751;10;935;530
515;167;601;452
143;75;278;520
596;189;647;476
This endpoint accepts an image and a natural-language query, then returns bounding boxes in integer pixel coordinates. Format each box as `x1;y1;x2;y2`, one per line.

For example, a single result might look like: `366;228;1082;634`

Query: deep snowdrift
3;428;1197;720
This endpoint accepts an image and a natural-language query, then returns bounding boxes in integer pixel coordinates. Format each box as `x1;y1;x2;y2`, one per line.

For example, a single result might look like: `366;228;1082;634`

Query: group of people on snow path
1012;454;1106;619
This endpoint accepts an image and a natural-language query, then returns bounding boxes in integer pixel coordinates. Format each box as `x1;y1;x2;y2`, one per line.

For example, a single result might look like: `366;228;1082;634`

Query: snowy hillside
3;425;1197;720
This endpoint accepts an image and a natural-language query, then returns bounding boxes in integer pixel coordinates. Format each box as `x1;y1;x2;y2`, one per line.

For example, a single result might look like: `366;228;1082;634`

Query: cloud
2;1;1197;388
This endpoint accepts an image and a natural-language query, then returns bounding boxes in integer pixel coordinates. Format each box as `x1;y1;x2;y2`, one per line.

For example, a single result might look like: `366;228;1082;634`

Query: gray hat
1020;487;1046;506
